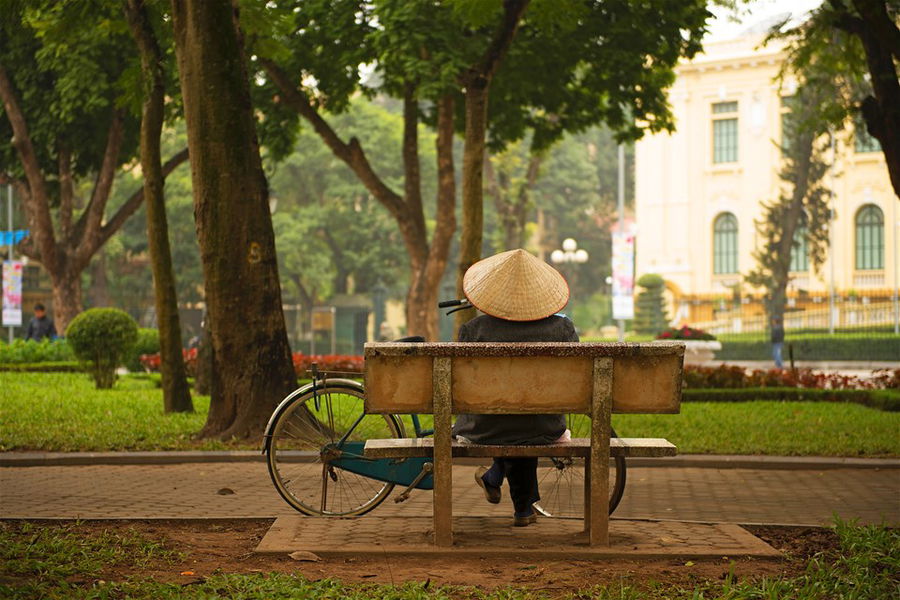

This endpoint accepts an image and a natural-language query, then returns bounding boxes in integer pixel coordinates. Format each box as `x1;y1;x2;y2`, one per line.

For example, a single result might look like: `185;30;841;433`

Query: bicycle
263;299;627;518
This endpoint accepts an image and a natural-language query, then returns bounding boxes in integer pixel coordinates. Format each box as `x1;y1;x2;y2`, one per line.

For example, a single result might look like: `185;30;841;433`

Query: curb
2;451;898;470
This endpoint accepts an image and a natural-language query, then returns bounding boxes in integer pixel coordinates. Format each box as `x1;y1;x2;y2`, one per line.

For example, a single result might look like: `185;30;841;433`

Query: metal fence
689;295;899;339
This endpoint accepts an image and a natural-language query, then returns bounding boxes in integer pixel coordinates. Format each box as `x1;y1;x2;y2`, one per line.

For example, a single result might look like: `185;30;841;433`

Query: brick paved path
2;462;897;526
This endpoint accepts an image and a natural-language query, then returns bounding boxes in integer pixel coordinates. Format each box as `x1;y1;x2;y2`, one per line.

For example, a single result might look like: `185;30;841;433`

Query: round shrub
66;308;138;388
126;328;160;372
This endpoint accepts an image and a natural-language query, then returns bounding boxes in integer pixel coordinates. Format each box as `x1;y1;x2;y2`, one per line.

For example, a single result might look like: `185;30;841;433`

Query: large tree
253;0;458;340
124;0;192;413
170;0;297;438
776;1;900;198
746;85;832;326
0;2;188;331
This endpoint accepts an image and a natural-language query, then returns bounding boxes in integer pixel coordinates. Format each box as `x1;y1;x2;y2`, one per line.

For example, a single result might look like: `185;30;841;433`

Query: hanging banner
2;260;23;327
611;232;635;320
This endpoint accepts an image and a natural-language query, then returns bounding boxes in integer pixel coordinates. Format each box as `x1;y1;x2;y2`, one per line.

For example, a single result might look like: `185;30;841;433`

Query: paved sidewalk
1;462;897;527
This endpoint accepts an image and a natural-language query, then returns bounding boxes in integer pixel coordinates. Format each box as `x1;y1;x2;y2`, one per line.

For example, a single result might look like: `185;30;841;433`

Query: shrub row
0;361;83;372
717;335;900;361
682;387;900;411
0;339;74;363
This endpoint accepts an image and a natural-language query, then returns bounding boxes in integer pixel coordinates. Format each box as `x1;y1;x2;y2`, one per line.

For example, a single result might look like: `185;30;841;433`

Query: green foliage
126;328;160;372
66;308;138;389
0;339;74;364
682;388;900;412
632;273;668;335
717;334;900;362
0;361;82;372
0;1;141;183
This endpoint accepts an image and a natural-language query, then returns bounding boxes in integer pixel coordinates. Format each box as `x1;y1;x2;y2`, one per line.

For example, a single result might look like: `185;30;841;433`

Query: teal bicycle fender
330;442;434;490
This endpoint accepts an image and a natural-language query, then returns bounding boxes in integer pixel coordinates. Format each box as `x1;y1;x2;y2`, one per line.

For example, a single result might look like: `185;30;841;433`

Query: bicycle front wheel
266;381;403;516
533;416;626;518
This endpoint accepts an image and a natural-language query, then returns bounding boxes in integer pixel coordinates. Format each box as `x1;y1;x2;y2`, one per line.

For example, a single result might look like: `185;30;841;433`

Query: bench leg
433;357;453;547
589;357;612;546
583;456;591;535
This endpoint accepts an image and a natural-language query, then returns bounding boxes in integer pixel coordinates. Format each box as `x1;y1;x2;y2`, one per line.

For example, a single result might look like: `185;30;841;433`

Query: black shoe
513;512;537;527
475;467;501;504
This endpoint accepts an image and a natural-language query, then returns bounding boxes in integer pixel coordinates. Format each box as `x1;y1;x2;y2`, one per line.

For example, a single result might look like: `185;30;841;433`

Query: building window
855;204;884;270
790;222;809;272
713;212;739;274
854;117;881;153
712;101;738;164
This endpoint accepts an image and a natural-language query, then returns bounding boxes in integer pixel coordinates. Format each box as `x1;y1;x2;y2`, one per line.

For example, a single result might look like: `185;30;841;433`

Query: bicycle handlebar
438;299;465;308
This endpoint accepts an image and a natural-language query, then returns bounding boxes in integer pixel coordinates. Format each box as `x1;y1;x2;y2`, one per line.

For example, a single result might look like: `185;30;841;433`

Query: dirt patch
2;519;838;594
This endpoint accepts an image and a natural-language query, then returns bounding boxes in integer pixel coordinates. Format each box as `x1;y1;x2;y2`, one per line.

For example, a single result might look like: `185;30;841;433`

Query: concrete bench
362;341;684;547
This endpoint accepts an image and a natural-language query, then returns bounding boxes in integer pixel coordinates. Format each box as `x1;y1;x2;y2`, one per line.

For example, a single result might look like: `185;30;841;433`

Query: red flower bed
139;348;198;377
139;350;363;377
657;326;716;341
683;364;899;390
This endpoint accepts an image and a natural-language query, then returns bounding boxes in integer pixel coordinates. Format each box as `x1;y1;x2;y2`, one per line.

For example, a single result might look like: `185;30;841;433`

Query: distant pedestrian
770;316;784;369
25;303;57;341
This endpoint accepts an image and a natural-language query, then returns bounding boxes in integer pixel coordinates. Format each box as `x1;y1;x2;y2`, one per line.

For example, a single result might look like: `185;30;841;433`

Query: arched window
713;213;739;274
855;204;884;270
790;219;809;272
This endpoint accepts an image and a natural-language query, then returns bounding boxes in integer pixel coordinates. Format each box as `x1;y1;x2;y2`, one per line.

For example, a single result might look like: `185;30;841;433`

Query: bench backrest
364;342;684;415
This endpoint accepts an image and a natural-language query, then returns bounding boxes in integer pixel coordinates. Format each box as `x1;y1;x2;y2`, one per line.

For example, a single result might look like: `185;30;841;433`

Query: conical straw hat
463;249;569;321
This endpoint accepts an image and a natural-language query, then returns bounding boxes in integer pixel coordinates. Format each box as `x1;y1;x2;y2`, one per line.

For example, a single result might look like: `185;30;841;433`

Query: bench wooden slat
363;437;676;459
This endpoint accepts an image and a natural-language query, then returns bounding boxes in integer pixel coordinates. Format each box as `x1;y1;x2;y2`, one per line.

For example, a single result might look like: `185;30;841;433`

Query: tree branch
261;58;407;219
58;144;75;241
402;82;427;246
95;147;190;250
462;0;530;86
0;60;58;270
78;110;125;255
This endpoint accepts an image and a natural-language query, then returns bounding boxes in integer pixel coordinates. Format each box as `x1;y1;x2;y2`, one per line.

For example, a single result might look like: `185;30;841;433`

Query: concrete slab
255;515;781;559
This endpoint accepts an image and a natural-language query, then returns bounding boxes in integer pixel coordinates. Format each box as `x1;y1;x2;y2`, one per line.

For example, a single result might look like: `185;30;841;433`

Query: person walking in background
770;316;784;369
25;303;57;341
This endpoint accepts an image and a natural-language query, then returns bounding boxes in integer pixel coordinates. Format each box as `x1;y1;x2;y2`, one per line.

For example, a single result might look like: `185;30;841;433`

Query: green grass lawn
2;519;897;599
1;372;899;456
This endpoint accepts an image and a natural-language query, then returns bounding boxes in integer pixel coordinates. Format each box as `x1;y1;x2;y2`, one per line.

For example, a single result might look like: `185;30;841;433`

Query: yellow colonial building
634;32;899;333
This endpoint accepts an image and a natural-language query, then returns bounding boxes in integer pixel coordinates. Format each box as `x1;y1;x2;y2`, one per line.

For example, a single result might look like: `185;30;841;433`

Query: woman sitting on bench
451;249;578;527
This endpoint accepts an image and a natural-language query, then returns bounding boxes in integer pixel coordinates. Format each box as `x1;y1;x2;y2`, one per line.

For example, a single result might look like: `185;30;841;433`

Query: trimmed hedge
0;339;74;363
682;387;900;411
718;335;900;361
0;361;83;372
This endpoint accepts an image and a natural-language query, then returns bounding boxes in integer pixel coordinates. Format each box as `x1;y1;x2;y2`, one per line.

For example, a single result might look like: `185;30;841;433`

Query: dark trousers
485;457;539;515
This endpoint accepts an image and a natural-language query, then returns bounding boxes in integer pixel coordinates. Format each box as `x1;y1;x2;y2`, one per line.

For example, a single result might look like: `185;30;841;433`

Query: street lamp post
551;238;588;303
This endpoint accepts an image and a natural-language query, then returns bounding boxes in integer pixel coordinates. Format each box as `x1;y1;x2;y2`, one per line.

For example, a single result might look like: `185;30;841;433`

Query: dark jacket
450;313;578;445
771;323;784;344
25;315;57;341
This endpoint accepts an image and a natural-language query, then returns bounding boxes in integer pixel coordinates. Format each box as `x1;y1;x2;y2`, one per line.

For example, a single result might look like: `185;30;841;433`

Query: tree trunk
126;0;193;414
454;0;530;333
51;265;83;334
455;82;489;332
193;312;214;395
836;0;900;198
171;0;296;438
88;252;112;308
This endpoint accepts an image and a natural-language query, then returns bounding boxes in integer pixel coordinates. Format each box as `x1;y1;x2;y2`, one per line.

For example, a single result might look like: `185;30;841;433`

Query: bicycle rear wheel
533;415;626;518
266;380;403;516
